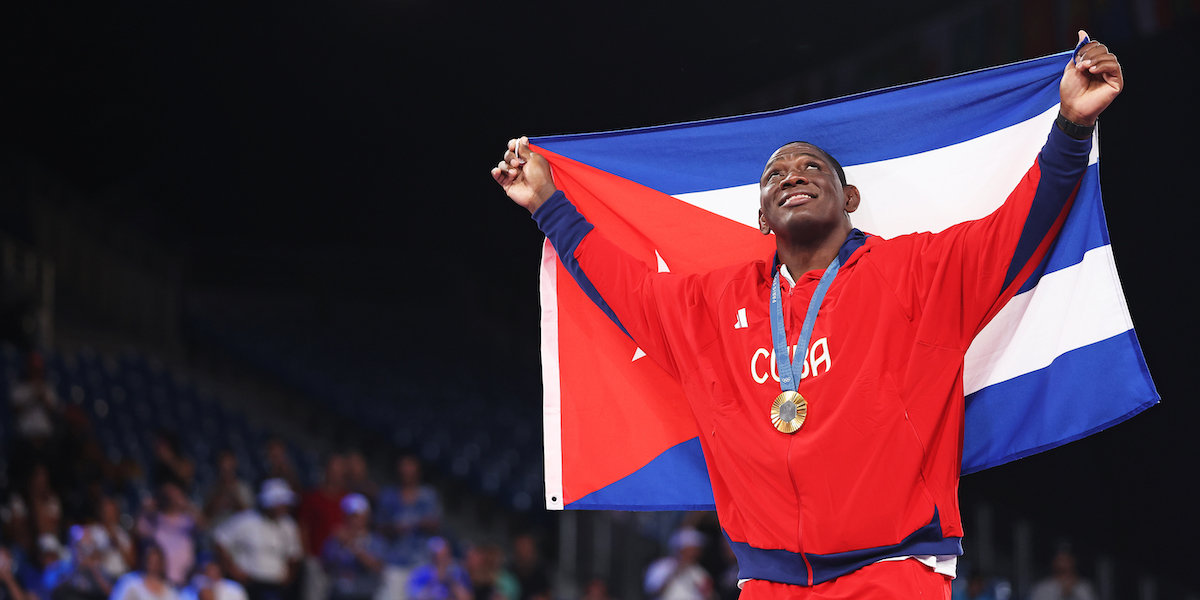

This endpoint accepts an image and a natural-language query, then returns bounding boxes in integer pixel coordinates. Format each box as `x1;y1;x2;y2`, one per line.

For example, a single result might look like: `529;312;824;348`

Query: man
1028;546;1096;600
298;454;348;559
203;449;255;529
319;494;385;600
376;455;442;569
406;538;470;600
508;534;548;600
46;527;113;600
213;479;304;600
492;33;1122;598
298;454;348;600
643;529;714;600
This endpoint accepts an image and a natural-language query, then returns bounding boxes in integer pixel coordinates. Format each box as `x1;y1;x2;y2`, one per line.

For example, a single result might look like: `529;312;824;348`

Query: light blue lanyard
768;257;840;392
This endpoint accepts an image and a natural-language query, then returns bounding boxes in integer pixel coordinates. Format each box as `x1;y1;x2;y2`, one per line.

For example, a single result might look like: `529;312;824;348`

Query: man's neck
775;225;851;277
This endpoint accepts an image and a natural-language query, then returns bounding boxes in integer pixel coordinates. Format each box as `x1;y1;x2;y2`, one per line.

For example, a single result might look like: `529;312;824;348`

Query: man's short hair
776;141;848;187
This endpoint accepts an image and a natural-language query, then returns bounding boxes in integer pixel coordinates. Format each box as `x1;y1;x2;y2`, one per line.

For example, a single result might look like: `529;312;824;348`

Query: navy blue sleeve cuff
1041;120;1093;175
532;190;595;256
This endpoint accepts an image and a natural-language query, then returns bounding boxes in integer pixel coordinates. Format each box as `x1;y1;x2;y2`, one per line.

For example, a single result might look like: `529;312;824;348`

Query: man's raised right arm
491;138;702;380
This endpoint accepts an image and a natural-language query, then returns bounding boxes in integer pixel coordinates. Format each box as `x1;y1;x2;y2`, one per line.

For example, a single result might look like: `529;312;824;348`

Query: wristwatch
1056;112;1095;140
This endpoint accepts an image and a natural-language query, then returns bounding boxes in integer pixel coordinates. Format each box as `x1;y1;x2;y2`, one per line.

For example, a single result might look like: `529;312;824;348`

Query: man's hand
491;137;558;214
1060;30;1123;126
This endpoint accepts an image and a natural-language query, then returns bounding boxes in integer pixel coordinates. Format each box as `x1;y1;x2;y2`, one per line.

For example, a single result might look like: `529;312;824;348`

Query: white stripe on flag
672;106;1100;239
964;244;1134;395
539;238;565;510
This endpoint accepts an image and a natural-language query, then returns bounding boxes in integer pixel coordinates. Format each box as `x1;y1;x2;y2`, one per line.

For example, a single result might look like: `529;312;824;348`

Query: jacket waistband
724;508;963;586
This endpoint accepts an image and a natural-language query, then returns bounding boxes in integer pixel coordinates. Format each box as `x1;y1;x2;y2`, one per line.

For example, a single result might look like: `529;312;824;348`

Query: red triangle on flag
534;146;774;504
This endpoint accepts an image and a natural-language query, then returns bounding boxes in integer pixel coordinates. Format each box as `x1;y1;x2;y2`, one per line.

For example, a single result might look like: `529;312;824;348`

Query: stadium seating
185;311;548;515
0;342;319;509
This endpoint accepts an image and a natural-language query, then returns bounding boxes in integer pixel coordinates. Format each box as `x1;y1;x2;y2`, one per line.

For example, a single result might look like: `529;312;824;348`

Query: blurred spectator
213;479;302;600
319;495;383;600
262;441;301;495
579;579;613;600
298;455;345;600
377;456;440;569
9;353;61;442
508;535;547;600
0;547;30;600
28;464;64;540
112;460;149;518
406;538;469;600
59;403;101;524
464;545;517;600
714;541;738;600
135;483;201;587
486;546;517;600
72;442;118;519
110;545;179;600
951;570;997;600
46;526;115;600
1029;546;1096;600
1;492;34;558
678;513;724;593
203;451;254;529
644;529;713;600
298;455;347;559
87;497;135;581
38;533;69;572
341;454;376;508
150;432;195;493
180;556;248;600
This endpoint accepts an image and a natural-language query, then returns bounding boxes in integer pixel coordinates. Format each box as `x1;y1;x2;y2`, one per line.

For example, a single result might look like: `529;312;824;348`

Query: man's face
758;143;857;240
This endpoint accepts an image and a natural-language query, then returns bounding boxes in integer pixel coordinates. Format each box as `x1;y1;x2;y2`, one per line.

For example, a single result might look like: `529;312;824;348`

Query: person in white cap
644;529;713;600
213;479;303;600
320;494;384;600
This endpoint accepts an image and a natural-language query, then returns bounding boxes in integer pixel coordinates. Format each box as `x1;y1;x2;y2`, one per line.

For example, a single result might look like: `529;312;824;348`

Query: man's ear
758;209;771;235
844;184;861;214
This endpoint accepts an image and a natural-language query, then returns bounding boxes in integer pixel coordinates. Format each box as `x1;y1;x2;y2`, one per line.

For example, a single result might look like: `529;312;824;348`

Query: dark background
2;0;1196;591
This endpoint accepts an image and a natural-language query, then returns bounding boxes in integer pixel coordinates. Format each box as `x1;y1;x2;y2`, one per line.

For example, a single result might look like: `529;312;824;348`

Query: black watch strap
1056;112;1095;140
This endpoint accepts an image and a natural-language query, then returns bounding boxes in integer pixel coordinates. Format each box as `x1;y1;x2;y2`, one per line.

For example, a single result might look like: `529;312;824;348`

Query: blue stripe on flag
566;437;715;511
962;328;1158;474
533;52;1069;196
1016;163;1109;294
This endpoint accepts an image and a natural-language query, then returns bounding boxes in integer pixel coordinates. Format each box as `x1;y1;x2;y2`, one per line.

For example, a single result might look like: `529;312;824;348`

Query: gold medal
771;390;808;434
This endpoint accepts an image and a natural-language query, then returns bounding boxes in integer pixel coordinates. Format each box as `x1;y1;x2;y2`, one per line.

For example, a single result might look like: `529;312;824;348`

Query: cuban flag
532;48;1159;511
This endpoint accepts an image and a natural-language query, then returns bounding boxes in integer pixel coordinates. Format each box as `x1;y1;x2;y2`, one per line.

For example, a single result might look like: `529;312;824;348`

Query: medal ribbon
769;257;841;392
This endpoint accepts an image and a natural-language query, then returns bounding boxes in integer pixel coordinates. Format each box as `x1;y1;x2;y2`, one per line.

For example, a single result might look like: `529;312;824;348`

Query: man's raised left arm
872;31;1122;343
